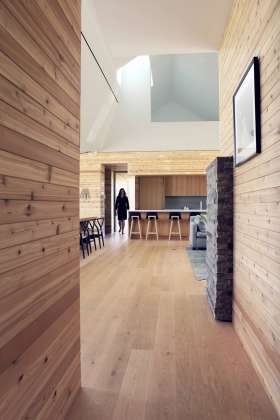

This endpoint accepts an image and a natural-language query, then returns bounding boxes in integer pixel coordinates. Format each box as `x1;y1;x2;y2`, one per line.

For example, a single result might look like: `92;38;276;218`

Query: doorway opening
114;171;135;235
104;163;136;237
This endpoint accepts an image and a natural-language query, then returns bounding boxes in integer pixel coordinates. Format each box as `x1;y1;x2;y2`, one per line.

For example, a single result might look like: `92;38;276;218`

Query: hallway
67;238;278;420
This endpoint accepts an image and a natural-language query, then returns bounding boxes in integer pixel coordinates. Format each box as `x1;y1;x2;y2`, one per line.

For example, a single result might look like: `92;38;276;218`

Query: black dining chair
88;219;101;249
80;221;92;258
96;217;105;247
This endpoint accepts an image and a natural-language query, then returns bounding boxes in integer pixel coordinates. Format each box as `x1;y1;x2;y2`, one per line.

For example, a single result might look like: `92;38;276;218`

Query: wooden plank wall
135;176;140;210
0;1;81;419
80;151;218;218
81;150;219;175
105;168;112;234
220;0;280;415
80;166;105;218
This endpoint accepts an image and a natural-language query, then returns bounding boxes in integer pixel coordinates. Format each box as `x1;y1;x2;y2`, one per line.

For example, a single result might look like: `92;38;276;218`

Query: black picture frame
233;56;261;167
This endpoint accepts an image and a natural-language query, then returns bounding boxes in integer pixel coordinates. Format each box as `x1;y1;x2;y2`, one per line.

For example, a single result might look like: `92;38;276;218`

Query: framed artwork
233;57;261;166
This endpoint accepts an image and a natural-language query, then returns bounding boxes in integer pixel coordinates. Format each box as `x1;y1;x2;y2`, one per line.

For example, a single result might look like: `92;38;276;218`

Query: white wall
81;0;118;93
151;53;219;122
99;56;219;151
81;0;118;153
81;2;220;153
151;101;203;122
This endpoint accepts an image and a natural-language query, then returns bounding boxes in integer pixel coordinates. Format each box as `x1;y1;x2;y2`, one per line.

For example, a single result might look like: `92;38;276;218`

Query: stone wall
206;157;233;321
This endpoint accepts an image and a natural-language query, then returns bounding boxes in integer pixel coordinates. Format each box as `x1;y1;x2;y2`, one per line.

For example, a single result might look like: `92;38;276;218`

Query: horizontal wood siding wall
0;1;81;419
80;166;105;218
220;0;280;414
80;151;218;218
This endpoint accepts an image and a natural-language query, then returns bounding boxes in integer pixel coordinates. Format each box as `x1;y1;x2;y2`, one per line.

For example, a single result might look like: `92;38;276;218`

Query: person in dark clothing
115;188;130;234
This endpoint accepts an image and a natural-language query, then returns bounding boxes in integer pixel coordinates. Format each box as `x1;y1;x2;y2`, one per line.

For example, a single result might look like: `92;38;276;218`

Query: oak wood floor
67;236;279;420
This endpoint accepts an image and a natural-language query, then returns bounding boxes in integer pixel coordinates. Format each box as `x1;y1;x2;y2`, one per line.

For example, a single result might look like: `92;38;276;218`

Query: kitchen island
128;209;206;239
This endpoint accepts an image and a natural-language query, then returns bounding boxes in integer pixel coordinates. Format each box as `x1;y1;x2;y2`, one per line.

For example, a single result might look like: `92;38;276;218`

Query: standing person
115;188;129;234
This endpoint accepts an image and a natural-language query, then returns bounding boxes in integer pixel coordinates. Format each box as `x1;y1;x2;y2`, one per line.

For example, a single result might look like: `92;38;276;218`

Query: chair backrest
80;221;90;239
88;219;97;233
80;220;89;233
95;217;104;232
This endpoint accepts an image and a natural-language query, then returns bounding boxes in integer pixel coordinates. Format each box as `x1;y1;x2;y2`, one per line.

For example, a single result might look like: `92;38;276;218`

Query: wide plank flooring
67;236;279;420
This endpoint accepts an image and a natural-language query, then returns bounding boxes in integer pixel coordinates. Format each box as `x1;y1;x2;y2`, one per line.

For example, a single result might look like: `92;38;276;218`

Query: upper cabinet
136;175;207;210
165;175;206;196
138;176;165;209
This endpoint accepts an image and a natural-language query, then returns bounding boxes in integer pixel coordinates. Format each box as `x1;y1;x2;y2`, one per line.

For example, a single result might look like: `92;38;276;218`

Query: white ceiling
91;0;233;57
150;53;219;122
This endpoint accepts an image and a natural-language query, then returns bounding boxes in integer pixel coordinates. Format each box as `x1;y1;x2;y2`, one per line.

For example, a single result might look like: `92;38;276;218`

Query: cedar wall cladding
220;0;280;415
0;1;81;420
79;150;219;218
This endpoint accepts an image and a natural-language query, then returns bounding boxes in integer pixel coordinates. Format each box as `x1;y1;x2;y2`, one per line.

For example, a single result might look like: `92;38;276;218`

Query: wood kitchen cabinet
136;175;206;210
138;176;165;209
165;175;206;196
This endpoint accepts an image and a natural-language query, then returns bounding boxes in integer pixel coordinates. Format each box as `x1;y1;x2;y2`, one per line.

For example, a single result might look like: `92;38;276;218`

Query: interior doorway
103;164;131;236
114;172;135;234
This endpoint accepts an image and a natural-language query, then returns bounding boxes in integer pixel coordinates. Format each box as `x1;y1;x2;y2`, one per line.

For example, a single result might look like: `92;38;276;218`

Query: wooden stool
169;213;182;240
146;212;159;240
129;213;142;239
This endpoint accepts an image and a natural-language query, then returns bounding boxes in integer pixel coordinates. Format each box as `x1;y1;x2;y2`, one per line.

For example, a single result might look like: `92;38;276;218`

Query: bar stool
146;212;159;240
169;212;182;240
129;211;142;239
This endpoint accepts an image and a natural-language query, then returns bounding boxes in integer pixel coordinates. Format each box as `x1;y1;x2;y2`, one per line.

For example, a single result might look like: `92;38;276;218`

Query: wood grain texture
104;168;112;234
164;175;206;196
80;151;217;218
81;150;219;175
0;1;81;419
80;167;105;218
138;176;165;210
220;0;280;415
66;237;278;420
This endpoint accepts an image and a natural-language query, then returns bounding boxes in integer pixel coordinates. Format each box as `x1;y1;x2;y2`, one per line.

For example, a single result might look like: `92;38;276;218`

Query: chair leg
85;239;90;256
155;219;158;240
138;219;142;239
88;233;92;253
169;219;173;240
178;219;182;240
80;235;85;259
146;219;150;240
130;219;134;238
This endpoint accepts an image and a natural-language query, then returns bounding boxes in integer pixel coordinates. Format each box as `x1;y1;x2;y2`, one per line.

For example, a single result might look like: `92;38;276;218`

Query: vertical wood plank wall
139;176;165;210
164;175;207;196
0;1;81;419
220;0;280;414
105;168;112;234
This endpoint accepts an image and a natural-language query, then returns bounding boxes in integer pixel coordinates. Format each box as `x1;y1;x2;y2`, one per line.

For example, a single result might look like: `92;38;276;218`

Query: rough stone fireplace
206;157;233;322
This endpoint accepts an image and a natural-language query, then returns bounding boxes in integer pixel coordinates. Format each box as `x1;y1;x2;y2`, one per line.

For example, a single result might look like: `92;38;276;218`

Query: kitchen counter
128;209;207;239
129;209;207;213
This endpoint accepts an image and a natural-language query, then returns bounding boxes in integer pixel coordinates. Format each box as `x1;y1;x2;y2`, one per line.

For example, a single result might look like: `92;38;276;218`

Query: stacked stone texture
206;157;233;322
